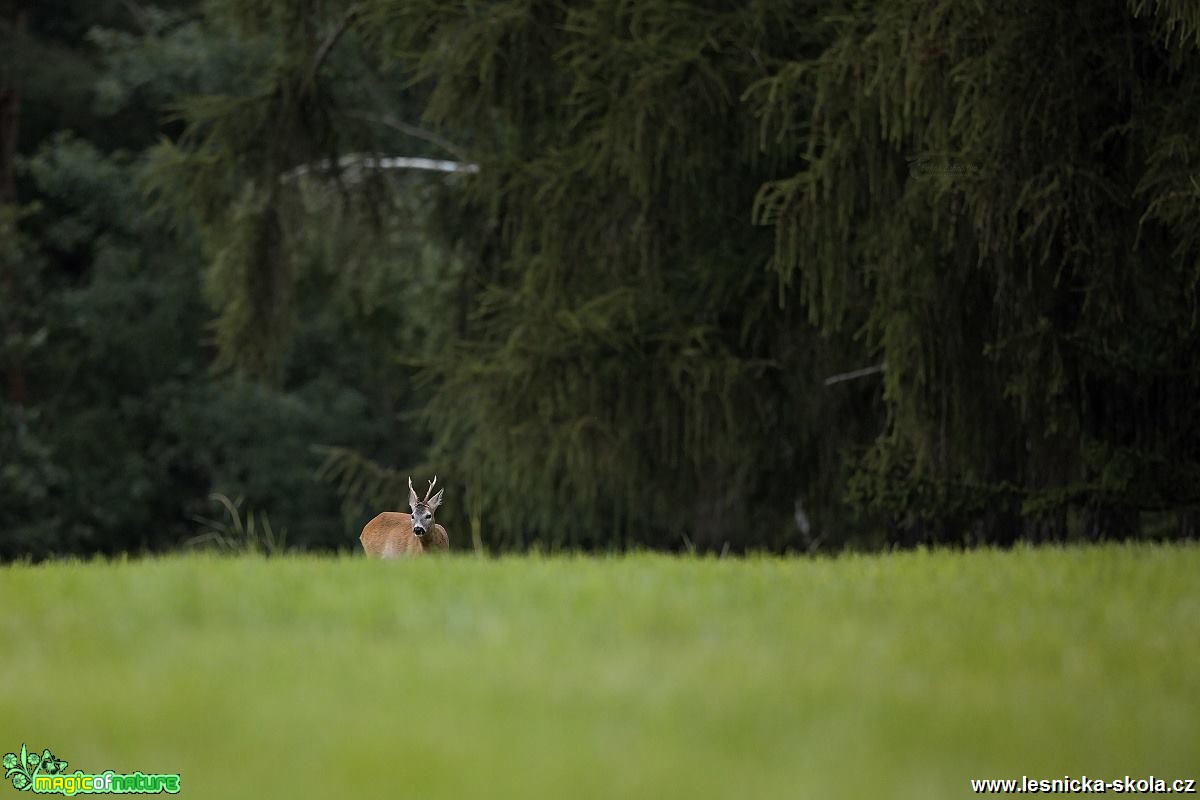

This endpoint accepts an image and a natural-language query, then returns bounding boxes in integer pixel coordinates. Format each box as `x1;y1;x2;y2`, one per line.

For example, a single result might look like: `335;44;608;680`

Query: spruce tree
161;0;1200;549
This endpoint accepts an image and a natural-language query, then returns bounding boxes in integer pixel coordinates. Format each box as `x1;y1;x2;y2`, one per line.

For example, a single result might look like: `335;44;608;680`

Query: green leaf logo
4;743;67;792
40;751;61;776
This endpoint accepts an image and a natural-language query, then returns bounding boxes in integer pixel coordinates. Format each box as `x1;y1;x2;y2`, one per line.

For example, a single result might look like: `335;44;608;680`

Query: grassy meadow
1;544;1197;798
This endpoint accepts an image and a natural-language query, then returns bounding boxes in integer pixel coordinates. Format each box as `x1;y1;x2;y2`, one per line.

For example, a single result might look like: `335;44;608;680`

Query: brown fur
360;512;449;558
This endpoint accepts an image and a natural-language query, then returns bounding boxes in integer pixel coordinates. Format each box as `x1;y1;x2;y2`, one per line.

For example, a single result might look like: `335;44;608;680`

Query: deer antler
424;475;438;502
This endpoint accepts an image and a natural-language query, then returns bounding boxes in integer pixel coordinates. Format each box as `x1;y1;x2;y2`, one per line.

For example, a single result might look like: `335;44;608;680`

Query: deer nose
413;526;426;537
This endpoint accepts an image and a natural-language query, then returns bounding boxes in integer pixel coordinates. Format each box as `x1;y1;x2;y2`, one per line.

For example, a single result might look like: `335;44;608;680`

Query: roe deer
360;476;449;558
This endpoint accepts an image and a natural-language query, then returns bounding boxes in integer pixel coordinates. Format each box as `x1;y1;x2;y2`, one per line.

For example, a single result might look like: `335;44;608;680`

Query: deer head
407;476;444;538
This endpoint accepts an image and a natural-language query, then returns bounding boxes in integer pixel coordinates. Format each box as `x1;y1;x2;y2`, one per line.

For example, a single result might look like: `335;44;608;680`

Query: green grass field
2;544;1197;798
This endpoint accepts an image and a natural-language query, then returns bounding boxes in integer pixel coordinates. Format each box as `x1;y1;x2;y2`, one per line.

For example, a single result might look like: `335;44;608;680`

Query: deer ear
427;489;444;512
407;477;419;509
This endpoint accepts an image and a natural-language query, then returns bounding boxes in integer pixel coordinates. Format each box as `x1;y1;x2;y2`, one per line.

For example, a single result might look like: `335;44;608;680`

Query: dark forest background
2;0;1198;558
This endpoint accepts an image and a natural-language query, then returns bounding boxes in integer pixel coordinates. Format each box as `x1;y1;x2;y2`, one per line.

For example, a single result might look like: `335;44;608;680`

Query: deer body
360;512;448;557
360;477;449;558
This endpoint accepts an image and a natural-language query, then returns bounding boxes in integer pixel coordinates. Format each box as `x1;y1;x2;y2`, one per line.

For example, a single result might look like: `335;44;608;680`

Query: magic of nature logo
3;745;180;795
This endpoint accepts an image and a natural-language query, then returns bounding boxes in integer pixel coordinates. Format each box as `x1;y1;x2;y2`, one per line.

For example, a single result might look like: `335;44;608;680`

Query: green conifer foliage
167;0;1200;548
751;0;1200;540
340;0;874;549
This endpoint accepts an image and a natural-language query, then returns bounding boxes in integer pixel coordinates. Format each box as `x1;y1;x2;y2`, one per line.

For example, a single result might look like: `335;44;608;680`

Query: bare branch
823;363;885;387
309;4;362;85
347;110;471;162
281;152;479;184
